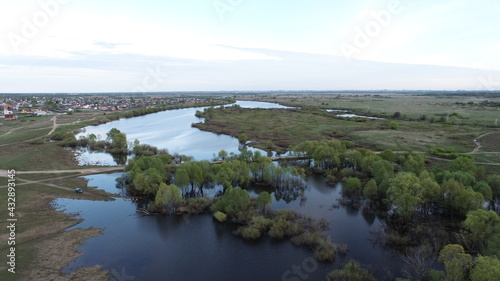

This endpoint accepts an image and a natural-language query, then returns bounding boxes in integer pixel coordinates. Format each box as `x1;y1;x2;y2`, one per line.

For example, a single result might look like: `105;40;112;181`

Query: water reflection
57;172;403;280
75;101;288;165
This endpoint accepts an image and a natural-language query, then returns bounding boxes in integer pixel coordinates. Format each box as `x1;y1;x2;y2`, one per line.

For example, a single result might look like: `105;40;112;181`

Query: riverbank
0;183;111;280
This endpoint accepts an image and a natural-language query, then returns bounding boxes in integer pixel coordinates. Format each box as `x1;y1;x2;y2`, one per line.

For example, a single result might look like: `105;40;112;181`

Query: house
4;114;16;121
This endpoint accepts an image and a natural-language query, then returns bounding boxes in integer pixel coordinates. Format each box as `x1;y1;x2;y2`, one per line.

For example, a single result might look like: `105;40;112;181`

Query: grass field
239;93;500;126
193;106;490;154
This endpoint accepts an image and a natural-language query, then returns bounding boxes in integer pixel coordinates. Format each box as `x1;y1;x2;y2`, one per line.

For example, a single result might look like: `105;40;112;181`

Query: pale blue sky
1;0;499;92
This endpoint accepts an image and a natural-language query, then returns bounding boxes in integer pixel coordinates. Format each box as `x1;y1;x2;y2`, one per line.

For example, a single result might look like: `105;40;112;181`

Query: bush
236;226;262;240
314;240;336;262
389;121;399;130
213;211;227;222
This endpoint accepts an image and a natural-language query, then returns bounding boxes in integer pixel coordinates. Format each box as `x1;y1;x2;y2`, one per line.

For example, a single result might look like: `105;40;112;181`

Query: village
0;94;220;120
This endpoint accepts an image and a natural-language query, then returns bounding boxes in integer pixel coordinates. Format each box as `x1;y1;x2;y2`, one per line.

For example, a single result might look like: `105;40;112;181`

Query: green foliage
106;128;127;153
403;154;427;175
470;256;500;281
443;171;476;188
125;155;170;197
152;183;182;214
442;179;484;216
438;244;472;281
448;156;477;176
363;179;378;199
211;187;251;218
463;209;500;254
344;177;362;198
238;133;248;144
213;211;227;222
371;159;394;188
217;149;228;160
379;149;397;162
256;191;272;210
473;181;492;201
389;120;399;130
486;175;500;199
388;172;423;218
237;226;262;239
326;260;377;281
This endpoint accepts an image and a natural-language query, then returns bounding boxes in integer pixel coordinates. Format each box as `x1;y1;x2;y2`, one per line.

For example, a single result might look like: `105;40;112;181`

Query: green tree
152;183;182;214
238;133;248;144
326;260;377;281
256;191;272;211
442;179;484;216
379;149;397;163
211;187;251;218
470;256;500;281
387;172;423;218
344;177;362;198
448;156;477;176
463;209;500;254
218;149;228;160
438;244;472;281
403;154;426;175
473;181;493;201
486;175;500;200
363;179;378;200
371;159;394;192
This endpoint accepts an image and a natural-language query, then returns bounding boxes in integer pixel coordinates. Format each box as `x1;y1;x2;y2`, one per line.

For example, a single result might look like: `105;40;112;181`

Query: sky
1;0;499;93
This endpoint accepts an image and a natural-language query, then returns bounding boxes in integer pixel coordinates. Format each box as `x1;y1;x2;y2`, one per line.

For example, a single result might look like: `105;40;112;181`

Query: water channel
58;101;403;280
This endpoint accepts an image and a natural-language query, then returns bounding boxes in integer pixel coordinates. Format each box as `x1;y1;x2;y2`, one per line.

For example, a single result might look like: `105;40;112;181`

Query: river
57;101;403;280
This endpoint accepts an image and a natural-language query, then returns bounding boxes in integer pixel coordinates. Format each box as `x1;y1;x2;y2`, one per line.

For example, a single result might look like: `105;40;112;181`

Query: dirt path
0;166;124;176
466;132;496;154
0;167;124;200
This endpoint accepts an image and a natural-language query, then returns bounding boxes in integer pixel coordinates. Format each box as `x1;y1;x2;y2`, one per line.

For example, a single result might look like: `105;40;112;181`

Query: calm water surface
75;101;288;165
56;173;401;280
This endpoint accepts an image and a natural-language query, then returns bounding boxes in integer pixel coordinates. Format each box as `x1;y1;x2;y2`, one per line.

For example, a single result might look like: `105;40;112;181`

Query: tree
326;260;376;281
344;177;362;198
256;191;272;211
448;156;477;176
442;179;484;216
473;181;493;201
379;149;396;163
463;209;500;254
238;133;248;144
218;149;228;160
371;159;394;187
174;168;190;194
486;175;500;200
470;256;500;281
438;244;472;281
152;183;182;214
403;154;426;175
106;128;121;141
420;176;442;212
363;179;378;200
211;187;251;218
387;172;423;218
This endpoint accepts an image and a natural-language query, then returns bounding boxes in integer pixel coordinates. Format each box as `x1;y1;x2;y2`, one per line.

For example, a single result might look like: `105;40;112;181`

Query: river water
57;101;402;280
75;101;288;165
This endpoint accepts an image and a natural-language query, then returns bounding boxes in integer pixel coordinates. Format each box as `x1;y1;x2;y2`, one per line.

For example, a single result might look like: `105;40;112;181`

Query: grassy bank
0;183;111;280
193;106;490;154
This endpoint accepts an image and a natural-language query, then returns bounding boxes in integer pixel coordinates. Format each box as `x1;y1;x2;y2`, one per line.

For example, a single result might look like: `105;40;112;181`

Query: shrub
213;211;227;222
236;226;262;240
389;121;399;130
